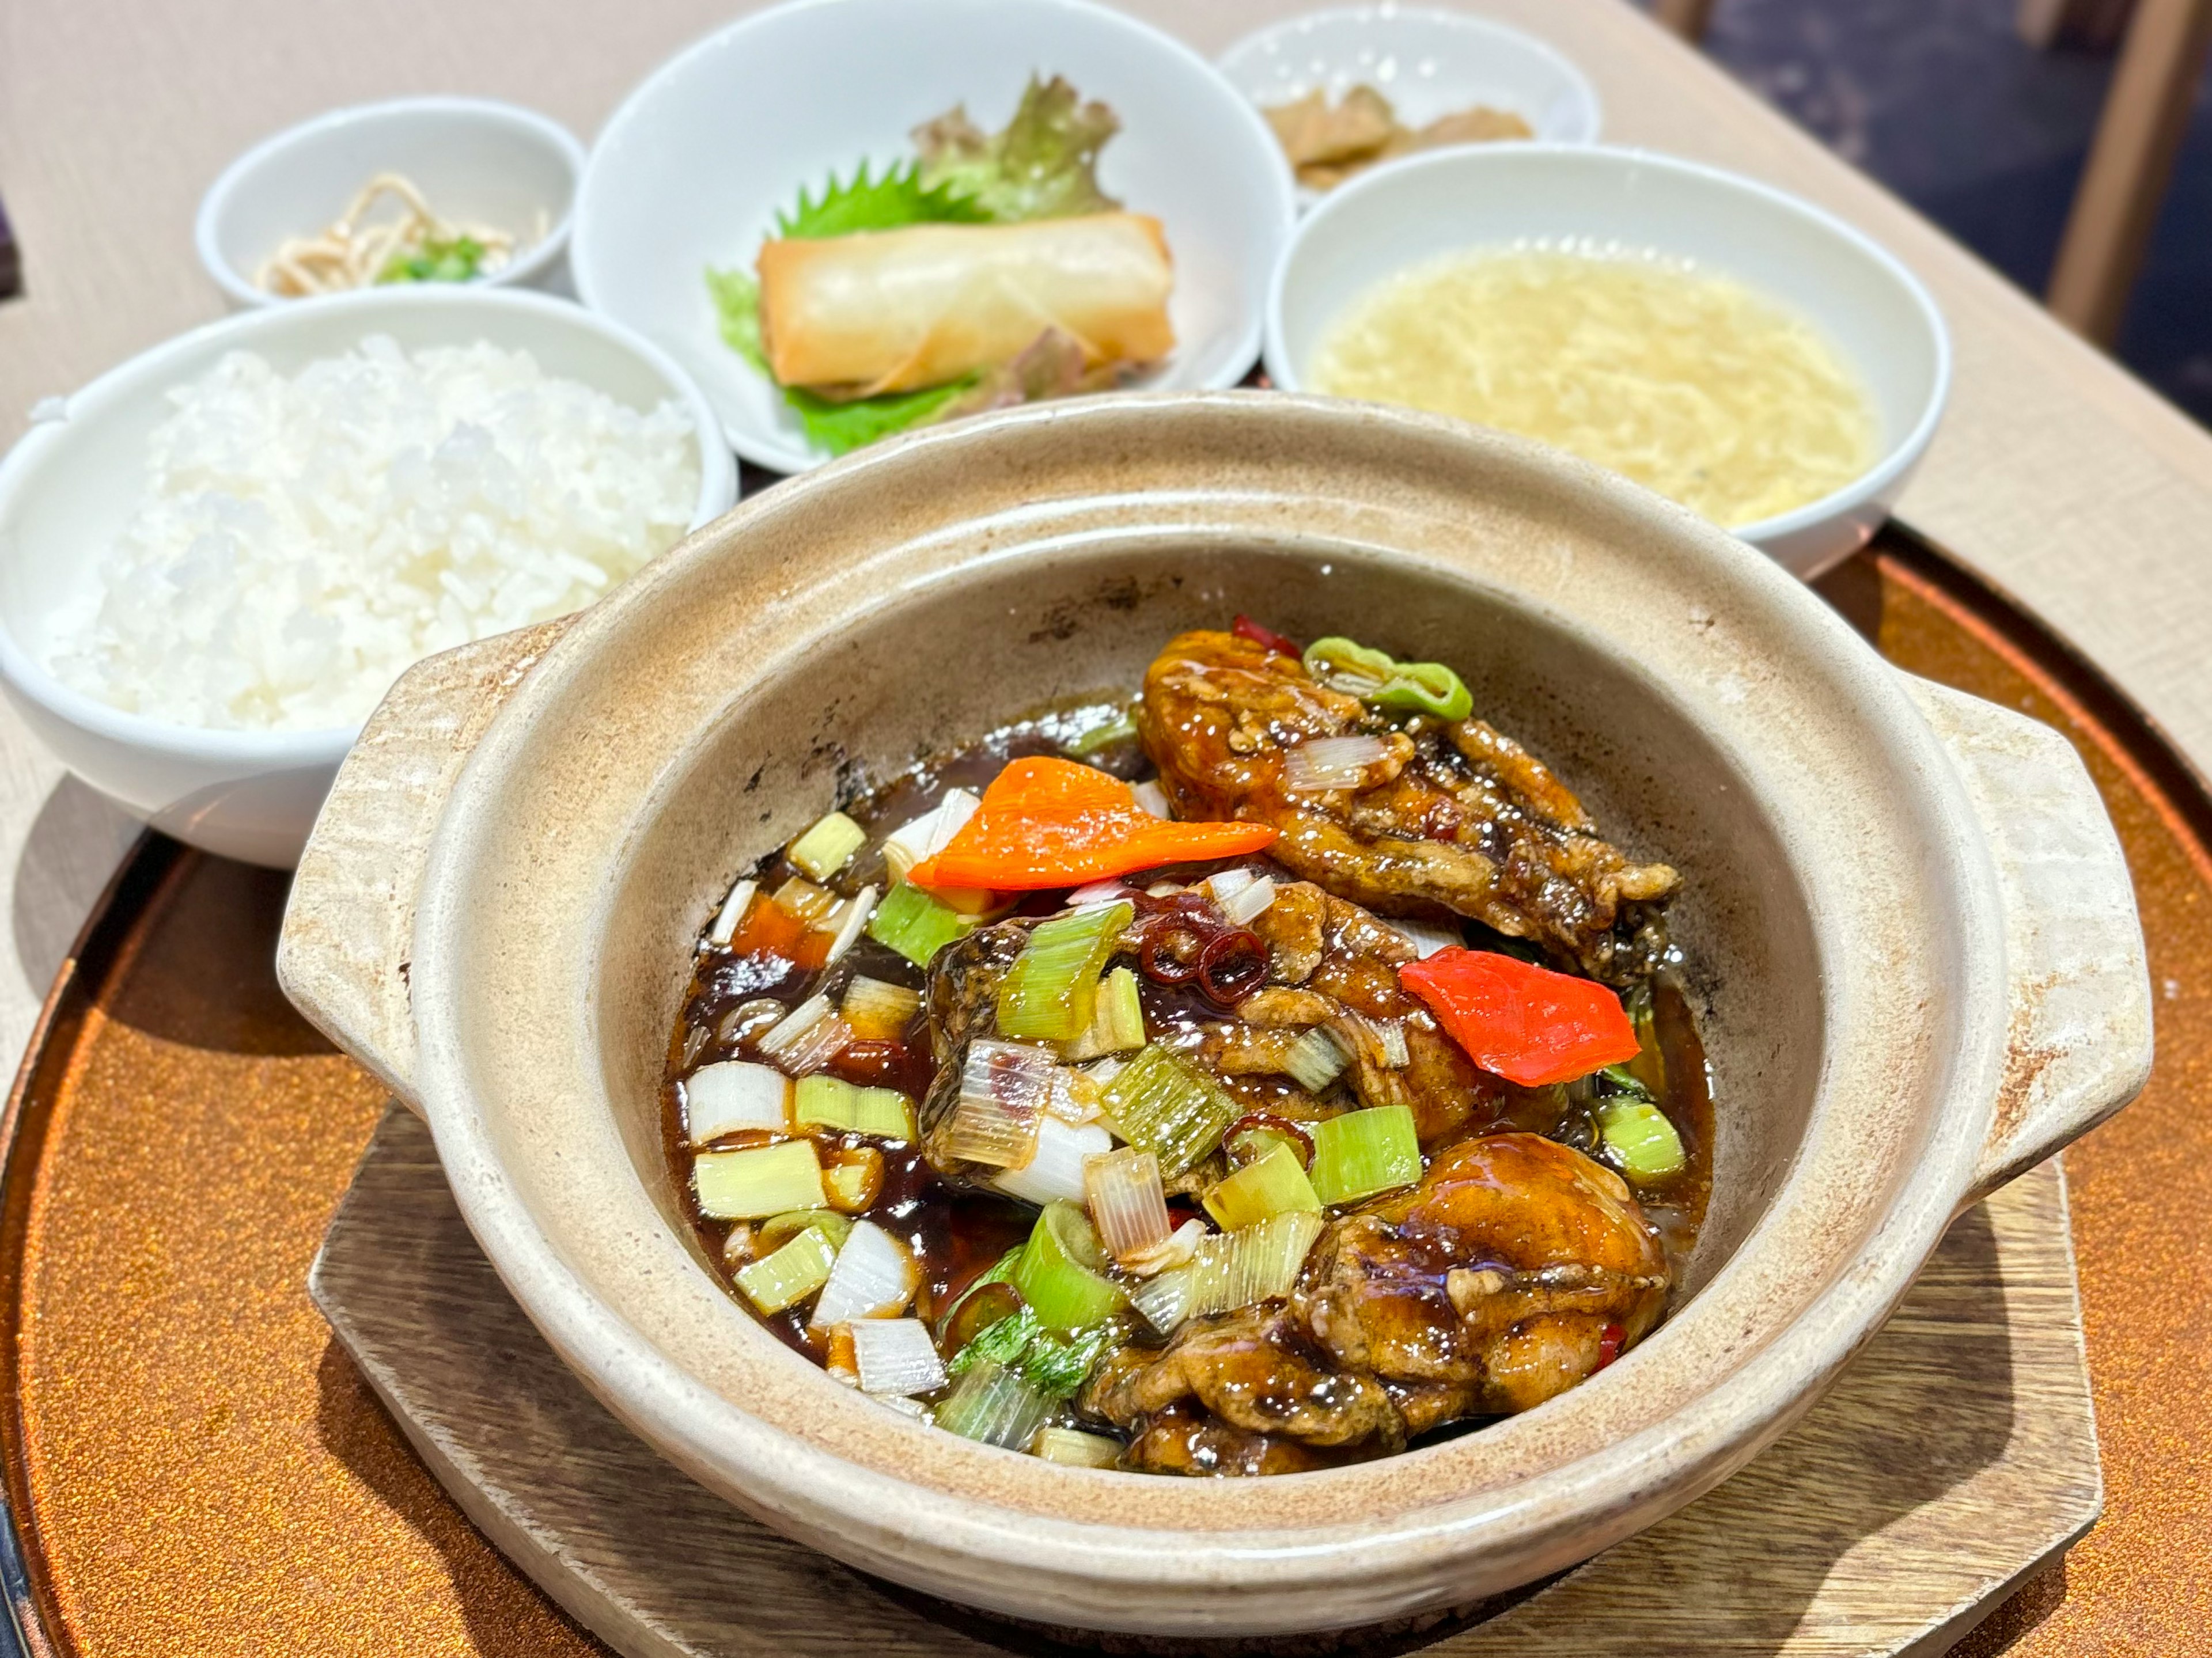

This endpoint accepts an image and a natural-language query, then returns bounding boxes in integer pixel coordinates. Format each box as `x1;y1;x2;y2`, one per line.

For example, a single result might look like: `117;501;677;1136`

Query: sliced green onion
1032;1426;1122;1467
788;811;866;881
1279;1027;1349;1094
683;1059;791;1143
1132;1211;1324;1333
993;1114;1111;1206
947;1306;1120;1398
1065;711;1139;756
1098;1045;1238;1178
847;1318;946;1397
880;788;981;885
734;1226;838;1313
867;881;979;968
1202;1141;1321;1230
772;876;839;926
793;1074;916;1140
756;1208;854;1253
695;1139;827;1219
1062;965;1145;1061
842;976;921;1042
997;901;1134;1043
1012;1201;1128;1331
1308;1105;1422;1206
946;1039;1056;1168
810;1219;919;1327
935;1358;1054;1450
1084;1145;1172;1265
1596;1097;1687;1183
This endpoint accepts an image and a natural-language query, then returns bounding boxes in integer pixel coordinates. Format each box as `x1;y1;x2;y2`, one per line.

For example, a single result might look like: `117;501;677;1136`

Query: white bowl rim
1215;3;1605;146
0;283;737;767
1262;141;1953;548
571;0;1298;474
194;94;589;309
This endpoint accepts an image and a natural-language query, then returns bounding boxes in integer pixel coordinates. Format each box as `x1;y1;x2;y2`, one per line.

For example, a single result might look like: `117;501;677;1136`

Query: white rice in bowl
48;334;701;732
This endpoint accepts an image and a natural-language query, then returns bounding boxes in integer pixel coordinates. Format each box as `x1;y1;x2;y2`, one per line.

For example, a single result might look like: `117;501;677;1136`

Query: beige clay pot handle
1902;677;2154;1206
277;616;577;1113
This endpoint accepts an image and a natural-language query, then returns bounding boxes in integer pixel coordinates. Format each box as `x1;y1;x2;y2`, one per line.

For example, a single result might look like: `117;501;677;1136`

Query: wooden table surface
0;2;2203;1653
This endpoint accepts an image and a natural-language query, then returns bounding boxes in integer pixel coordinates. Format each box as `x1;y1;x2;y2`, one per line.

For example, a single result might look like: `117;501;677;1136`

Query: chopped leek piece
1032;1426;1123;1467
1308;1105;1422;1206
867;881;979;968
824;1147;884;1212
1098;1045;1238;1178
946;1039;1056;1168
1065;711;1139;756
1388;916;1462;959
823;885;879;965
757;993;835;1058
684;1060;790;1142
1596;1097;1687;1183
842;976;922;1041
946;1306;1119;1398
772;876;839;925
706;878;757;948
789;811;867;881
1133;1210;1324;1332
1062;964;1145;1061
695;1140;827;1219
811;1219;919;1327
1012;1201;1128;1331
1203;1141;1321;1230
793;1074;916;1140
848;1317;947;1397
935;1357;1054;1450
756;1209;853;1253
998;901;1134;1043
1084;1146;1172;1264
993;1114;1111;1206
1219;874;1278;926
1279;1027;1349;1094
735;1226;838;1313
1130;780;1173;819
881;788;980;884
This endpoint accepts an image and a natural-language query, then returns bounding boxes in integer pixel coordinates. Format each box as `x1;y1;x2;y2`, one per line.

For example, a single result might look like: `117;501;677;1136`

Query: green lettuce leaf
914;75;1122;222
785;379;976;457
704;267;767;374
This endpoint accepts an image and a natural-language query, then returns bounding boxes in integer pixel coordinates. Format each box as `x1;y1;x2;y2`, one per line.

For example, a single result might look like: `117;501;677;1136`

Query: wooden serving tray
0;529;2203;1658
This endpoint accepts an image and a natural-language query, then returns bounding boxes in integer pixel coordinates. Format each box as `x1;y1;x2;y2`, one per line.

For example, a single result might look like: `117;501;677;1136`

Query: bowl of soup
275;393;2138;1637
1263;145;1950;578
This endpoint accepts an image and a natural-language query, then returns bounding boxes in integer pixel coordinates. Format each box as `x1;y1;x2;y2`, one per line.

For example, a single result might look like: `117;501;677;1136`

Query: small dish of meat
667;620;1709;1472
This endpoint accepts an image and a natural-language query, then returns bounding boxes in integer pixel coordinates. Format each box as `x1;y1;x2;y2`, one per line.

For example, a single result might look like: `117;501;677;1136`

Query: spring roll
757;213;1175;395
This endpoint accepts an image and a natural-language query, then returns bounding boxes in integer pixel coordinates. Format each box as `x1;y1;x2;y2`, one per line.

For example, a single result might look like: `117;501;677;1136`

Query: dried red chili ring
1196;928;1268;1005
1231;614;1302;656
1595;1321;1627;1370
1138;923;1209;985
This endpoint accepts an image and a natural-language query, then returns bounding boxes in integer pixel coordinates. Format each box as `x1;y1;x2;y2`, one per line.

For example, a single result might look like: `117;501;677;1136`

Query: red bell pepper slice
1230;614;1302;657
907;756;1277;891
1399;947;1641;1088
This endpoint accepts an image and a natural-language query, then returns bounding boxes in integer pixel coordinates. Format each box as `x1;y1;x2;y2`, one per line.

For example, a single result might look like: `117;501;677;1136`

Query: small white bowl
571;0;1296;475
0;287;736;868
196;97;586;308
1264;145;1951;578
1219;5;1602;191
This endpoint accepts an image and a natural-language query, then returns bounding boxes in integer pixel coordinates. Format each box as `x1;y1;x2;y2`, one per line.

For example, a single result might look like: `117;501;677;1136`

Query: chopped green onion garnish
755;1208;854;1254
1596;1097;1687;1183
734;1226;838;1313
1012;1201;1128;1331
867;881;979;968
997;901;1134;1043
1062;964;1145;1061
1307;1105;1422;1206
1203;1141;1321;1230
1032;1426;1123;1467
1132;1210;1324;1333
1280;1027;1349;1094
788;811;867;881
1098;1045;1238;1179
935;1357;1054;1450
793;1075;916;1140
1065;712;1139;756
694;1139;827;1219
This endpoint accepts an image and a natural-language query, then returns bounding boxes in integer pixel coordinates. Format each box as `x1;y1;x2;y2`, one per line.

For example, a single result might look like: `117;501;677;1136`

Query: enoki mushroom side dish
254;172;518;296
664;619;1713;1474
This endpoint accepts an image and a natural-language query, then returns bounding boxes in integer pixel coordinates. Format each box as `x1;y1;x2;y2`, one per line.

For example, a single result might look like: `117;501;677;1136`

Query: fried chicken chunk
1084;1133;1669;1470
1138;629;1677;981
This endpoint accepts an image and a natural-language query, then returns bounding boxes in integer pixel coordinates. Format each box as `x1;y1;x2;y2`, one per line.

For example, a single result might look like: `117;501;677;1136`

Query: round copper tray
0;529;2205;1658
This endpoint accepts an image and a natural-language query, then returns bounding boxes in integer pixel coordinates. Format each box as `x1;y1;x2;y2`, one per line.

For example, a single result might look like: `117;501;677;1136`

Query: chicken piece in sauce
1138;629;1678;982
1086;1133;1668;1470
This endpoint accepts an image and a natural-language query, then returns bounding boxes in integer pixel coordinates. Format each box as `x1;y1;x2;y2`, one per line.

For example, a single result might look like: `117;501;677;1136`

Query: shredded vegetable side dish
665;621;1711;1475
254;172;521;295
